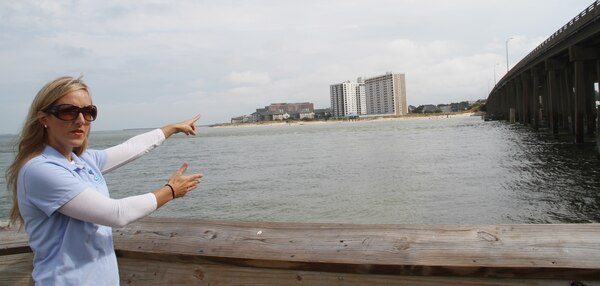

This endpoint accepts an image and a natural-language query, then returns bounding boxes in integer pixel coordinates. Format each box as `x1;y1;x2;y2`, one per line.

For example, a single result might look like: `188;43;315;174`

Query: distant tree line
409;100;486;114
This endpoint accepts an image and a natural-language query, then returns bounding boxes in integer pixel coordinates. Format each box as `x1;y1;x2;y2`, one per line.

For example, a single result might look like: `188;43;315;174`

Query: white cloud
227;71;272;86
0;0;594;133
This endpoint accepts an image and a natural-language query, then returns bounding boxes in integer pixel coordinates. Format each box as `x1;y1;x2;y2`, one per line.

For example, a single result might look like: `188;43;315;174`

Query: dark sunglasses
44;104;98;122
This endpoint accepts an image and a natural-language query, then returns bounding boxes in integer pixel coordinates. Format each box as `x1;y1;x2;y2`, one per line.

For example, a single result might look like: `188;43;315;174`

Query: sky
0;0;594;134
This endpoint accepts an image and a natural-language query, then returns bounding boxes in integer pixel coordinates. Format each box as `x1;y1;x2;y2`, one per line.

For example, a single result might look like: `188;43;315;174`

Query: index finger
189;114;202;124
177;163;189;176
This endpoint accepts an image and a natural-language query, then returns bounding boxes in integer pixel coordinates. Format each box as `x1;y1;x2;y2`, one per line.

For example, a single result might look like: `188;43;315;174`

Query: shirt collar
41;145;86;171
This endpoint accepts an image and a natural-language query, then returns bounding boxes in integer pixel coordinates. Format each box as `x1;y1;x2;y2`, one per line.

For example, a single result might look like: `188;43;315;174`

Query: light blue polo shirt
18;145;120;285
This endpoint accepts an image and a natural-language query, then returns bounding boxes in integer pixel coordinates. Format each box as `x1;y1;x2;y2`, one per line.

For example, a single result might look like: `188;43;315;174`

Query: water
1;116;600;224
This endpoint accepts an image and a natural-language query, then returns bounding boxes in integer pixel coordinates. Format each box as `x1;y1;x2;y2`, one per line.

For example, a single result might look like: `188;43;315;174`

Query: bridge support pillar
521;73;532;126
515;76;524;125
563;67;576;134
570;46;598;143
502;85;509;120
531;68;543;130
573;60;585;143
510;108;516;123
558;69;570;130
546;63;559;134
585;63;597;136
540;71;549;128
597;59;600;158
546;59;568;135
509;80;518;123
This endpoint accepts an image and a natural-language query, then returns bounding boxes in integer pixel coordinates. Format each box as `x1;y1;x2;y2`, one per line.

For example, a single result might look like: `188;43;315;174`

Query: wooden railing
2;217;600;285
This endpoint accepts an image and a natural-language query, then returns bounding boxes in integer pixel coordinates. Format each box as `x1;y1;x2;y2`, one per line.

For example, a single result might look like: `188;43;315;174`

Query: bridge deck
2;217;600;285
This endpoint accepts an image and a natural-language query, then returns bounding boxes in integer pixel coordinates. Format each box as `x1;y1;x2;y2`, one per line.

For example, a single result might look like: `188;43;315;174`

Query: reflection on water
1;116;599;224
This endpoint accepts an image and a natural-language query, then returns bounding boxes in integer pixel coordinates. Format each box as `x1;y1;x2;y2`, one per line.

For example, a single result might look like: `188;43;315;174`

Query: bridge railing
491;0;600;94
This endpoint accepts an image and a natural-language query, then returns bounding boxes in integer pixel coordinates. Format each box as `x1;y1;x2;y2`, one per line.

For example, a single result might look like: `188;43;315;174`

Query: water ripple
1;117;599;224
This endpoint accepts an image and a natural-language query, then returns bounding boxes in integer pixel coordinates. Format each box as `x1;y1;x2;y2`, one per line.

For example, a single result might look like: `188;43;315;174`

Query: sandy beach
212;112;479;128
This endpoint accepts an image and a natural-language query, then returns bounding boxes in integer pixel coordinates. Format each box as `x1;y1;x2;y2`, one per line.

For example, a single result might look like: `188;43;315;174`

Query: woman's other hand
168;163;203;198
155;163;203;208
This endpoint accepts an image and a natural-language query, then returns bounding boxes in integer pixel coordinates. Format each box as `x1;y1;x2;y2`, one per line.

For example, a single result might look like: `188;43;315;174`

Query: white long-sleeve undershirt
102;128;166;174
58;128;166;227
59;189;156;228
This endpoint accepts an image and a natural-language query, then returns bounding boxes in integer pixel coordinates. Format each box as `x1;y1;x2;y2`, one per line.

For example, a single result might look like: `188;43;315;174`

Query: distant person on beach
5;76;203;285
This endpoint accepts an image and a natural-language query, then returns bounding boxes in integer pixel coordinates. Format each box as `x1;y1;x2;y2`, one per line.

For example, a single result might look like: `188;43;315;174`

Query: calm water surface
1;116;599;224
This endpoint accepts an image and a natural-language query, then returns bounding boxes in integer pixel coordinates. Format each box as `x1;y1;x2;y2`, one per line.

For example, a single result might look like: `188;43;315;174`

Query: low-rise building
438;104;452;113
272;112;291;121
246;102;316;122
297;111;315;120
314;108;331;119
230;115;256;123
253;102;315;121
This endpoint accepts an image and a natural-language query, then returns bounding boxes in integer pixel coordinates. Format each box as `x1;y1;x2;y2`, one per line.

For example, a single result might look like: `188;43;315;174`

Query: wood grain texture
112;218;600;279
0;225;29;255
117;256;580;286
3;218;600;283
0;252;34;286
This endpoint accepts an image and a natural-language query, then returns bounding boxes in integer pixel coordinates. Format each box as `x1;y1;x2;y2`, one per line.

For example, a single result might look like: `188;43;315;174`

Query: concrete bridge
486;1;600;147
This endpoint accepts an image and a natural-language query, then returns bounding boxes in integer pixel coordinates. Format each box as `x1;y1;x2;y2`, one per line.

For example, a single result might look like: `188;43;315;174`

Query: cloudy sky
0;0;593;134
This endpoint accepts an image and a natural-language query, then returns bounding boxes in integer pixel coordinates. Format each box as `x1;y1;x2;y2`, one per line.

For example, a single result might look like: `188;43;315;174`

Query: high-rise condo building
365;72;407;116
330;79;366;118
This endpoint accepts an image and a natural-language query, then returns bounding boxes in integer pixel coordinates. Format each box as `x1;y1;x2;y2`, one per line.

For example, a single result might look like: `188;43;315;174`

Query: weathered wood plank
3;218;600;282
117;256;583;286
0;225;30;255
112;218;600;279
2;250;596;286
0;253;34;286
113;218;600;268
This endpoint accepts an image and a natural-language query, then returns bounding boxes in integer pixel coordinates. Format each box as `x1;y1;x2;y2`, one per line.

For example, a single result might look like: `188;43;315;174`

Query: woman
6;76;203;285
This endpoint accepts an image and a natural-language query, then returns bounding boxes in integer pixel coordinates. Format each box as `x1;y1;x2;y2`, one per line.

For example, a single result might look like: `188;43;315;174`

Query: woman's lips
71;129;84;136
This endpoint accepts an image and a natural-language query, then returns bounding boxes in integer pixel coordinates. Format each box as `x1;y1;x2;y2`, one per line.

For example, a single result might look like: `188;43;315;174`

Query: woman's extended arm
102;129;165;173
161;114;201;139
102;114;202;174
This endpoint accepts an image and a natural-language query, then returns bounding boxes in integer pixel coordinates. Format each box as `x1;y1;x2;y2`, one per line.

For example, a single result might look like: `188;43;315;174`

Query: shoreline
211;112;479;128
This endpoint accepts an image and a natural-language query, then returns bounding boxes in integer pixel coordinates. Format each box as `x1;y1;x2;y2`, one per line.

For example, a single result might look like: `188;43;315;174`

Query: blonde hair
6;76;91;227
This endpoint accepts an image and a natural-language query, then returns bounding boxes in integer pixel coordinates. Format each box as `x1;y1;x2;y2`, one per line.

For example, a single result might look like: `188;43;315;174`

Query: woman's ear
37;111;49;127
